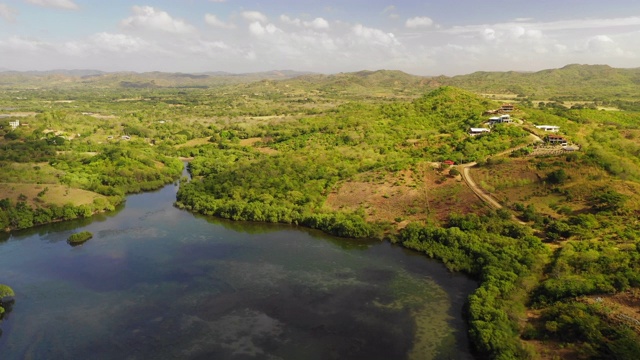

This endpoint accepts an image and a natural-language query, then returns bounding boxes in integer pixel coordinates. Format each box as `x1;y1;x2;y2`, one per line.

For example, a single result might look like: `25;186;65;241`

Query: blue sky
1;0;639;75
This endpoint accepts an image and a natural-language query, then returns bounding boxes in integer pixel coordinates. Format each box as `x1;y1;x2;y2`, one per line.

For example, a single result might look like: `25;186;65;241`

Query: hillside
442;64;640;102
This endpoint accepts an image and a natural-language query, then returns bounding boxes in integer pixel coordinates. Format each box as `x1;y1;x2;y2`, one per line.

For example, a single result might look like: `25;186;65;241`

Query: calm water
0;179;476;359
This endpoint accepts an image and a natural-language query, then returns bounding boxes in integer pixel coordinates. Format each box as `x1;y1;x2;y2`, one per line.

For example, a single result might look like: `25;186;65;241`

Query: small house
489;115;512;124
443;160;455;166
500;104;514;112
9;120;19;129
470;127;491;136
535;125;560;132
546;134;567;146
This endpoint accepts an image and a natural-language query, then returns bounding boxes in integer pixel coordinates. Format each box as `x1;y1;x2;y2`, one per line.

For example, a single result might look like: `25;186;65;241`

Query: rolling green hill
443;64;640;101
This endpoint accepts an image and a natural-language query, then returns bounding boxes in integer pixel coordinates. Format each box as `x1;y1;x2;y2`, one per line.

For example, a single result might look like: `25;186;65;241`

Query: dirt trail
460;162;501;209
457;133;542;224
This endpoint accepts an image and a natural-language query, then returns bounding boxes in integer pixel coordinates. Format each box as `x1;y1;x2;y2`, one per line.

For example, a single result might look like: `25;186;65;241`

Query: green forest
2;65;640;359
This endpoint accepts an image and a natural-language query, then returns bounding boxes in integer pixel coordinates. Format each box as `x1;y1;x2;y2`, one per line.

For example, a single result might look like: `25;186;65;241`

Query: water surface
0;181;476;359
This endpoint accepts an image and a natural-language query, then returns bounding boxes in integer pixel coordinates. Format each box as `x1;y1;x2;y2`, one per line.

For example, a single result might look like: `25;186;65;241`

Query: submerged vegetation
1;65;640;358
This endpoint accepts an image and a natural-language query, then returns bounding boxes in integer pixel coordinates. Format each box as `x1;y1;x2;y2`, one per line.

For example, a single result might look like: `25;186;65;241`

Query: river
0;175;476;359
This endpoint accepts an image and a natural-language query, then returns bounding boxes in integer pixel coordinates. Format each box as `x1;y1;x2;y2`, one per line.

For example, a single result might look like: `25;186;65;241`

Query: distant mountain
441;64;640;100
260;69;438;98
1;65;639;102
0;69;318;89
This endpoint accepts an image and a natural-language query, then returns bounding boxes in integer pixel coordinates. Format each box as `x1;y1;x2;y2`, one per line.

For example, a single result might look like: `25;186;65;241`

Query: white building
470;127;491;136
9;119;19;129
488;115;512;124
535;125;560;132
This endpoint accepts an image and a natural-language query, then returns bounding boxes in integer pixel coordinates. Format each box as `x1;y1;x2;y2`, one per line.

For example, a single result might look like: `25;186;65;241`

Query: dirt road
460;162;503;209
457;134;542;223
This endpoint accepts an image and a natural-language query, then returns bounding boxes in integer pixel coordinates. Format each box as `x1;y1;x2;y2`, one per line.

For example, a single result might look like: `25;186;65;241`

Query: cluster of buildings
469;103;571;148
470;104;517;135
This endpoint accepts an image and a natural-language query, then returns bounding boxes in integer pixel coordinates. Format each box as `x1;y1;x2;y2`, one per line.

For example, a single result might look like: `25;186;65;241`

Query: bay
0;179;476;359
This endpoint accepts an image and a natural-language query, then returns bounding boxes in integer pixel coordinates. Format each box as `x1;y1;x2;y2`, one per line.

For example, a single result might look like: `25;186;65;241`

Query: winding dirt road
457;134;541;224
460;162;502;209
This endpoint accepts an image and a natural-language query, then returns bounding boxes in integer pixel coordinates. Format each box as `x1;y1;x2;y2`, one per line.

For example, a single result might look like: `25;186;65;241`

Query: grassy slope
0;183;105;208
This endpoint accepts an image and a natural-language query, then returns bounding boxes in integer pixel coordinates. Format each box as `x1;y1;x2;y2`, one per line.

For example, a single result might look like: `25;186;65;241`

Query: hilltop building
489;115;512;124
9;119;19;129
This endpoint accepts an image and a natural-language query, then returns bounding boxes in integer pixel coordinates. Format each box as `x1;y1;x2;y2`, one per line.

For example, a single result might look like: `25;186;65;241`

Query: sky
0;0;639;76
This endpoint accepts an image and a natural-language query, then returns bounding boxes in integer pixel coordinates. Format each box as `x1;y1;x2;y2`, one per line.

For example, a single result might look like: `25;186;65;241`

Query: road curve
460;162;503;209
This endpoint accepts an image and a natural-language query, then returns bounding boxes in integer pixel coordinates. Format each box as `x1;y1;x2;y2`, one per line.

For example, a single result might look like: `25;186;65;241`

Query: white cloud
120;6;196;35
446;16;640;36
0;4;18;21
248;21;280;36
482;28;496;41
25;0;78;10
205;13;234;29
279;15;329;30
305;18;329;30
242;11;267;23
90;32;151;53
0;36;48;53
352;24;399;46
585;35;623;55
280;15;301;27
405;16;433;28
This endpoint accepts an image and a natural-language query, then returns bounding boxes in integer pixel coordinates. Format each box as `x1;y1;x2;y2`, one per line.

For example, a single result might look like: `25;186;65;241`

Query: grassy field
0;183;106;208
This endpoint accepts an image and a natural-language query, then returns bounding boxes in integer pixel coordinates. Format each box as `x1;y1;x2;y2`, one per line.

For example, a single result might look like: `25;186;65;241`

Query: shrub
0;284;14;298
67;231;93;246
546;169;568;184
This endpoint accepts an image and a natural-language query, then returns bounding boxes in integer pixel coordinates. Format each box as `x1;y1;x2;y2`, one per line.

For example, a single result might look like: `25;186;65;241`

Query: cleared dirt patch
326;164;484;227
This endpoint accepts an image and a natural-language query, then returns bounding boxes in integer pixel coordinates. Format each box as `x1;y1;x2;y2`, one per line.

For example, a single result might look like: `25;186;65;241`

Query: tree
589;189;627;212
546;169;568;185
